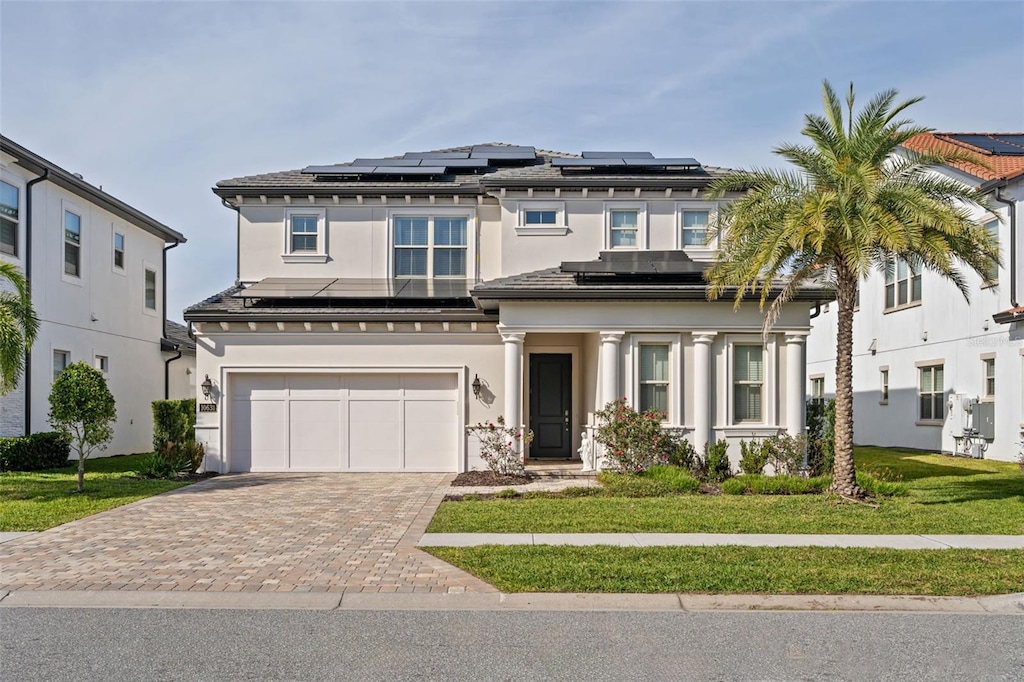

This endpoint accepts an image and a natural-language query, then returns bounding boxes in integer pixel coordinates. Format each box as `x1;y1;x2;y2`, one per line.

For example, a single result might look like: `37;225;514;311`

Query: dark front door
529;353;572;459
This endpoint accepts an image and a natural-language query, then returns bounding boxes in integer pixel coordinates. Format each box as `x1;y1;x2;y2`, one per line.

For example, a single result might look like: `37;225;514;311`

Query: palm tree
705;81;998;499
0;261;39;394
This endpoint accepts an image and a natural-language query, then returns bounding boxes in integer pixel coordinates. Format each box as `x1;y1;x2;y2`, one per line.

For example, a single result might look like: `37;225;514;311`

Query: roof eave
183;309;498;323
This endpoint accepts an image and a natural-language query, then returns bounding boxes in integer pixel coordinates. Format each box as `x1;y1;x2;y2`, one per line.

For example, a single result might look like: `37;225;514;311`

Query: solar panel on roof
435;159;490;168
353;158;422;167
470;151;537;160
947;134;1024;155
581;151;654;159
404;151;470;160
620;157;700;167
303;165;378;174
552;158;625;167
236;278;336;299
395;279;472;299
471;145;535;154
365;166;448;175
316;279;407;298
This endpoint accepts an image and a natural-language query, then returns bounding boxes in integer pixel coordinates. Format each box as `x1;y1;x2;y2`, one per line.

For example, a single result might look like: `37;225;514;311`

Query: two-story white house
0;136;187;454
185;144;831;473
807;133;1024;462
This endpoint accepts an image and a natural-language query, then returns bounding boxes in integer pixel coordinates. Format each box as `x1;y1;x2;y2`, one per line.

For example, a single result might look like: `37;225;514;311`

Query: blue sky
2;1;1022;320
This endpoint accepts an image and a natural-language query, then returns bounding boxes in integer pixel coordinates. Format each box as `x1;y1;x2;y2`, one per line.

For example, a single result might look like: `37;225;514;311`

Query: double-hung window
144;267;157;310
1;180;19;257
983;219;999;283
885;257;921;309
983;357;995;399
918;364;944;421
810;377;825;403
393;215;467;278
609;210;638;248
64;210;82;277
113;232;125;270
880;368;889;404
734;345;764;422
289;215;319;253
681;209;710;247
638;344;670;417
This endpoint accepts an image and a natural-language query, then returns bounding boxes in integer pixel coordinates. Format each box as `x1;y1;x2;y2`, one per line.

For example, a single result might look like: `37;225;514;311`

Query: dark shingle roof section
164;320;196;354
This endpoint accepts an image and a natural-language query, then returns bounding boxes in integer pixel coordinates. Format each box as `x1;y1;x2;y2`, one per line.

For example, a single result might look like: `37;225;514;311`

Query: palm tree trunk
829;265;865;498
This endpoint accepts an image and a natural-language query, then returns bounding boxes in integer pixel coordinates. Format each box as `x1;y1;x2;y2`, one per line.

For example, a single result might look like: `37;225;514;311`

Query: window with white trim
53;350;69;382
95;355;109;373
609;209;638;248
289;215;319;253
983;357;995;399
983;219;999;283
885;257;921;309
681;209;709;247
1;180;19;257
144;267;157;310
64;210;81;277
638;344;670;417
733;345;764;422
918;364;944;421
113;232;125;270
393;215;467;278
810;377;825;403
880;368;889;404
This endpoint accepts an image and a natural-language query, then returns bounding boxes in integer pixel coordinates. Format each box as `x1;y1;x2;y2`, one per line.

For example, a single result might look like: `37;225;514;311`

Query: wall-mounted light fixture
922;330;928;342
868;338;877;356
201;374;214;399
471;374;482;397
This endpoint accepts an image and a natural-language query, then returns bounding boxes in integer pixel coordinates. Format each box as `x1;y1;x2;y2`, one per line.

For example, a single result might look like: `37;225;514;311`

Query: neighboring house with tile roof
0;136;187;455
186;144;831;473
806;133;1024;462
164;320;197;401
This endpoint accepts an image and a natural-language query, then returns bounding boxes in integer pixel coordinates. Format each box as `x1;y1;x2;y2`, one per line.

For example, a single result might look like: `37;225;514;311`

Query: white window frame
809;374;825;402
95;354;109;373
625;334;682;425
112;228;126;275
676;201;718;251
0;176;22;260
915;361;945;424
61;199;85;285
282;208;327;263
884;257;921;311
982;218;999;286
725;334;775;427
603;202;647;250
387;208;476;280
143;263;158;315
515;201;567;236
53;349;70;383
879;366;889;405
981;354;995;401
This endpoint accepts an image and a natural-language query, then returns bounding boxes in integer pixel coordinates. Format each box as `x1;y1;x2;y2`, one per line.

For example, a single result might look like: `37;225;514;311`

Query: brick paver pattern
0;473;494;594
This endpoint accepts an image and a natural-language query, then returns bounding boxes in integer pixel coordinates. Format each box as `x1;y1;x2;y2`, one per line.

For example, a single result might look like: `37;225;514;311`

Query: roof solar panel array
947;134;1024;155
235;278;474;301
552;153;700;170
301;146;539;177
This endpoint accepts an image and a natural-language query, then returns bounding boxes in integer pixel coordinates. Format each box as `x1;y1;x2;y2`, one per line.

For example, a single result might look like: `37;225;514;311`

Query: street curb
1;590;1021;614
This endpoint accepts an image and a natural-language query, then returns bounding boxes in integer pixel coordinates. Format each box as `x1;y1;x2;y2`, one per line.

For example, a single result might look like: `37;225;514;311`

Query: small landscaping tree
48;362;116;493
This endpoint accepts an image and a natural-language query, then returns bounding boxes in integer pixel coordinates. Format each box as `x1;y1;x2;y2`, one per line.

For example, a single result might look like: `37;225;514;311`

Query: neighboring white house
165;320;197;401
185;144;831;473
807;132;1024;462
0;136;187;455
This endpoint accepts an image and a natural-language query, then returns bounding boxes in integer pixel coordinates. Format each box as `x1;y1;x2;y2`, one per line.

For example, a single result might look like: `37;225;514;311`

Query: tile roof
901;132;1024;183
164;320;196;353
214;142;731;194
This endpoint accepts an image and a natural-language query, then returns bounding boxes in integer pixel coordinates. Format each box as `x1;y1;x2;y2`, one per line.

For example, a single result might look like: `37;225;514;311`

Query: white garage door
228;373;459;472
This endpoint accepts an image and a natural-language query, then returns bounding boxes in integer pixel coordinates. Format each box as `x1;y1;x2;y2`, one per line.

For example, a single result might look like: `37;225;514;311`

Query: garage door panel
288;400;342;469
348;374;402;397
287;375;344;397
403;373;458;398
232;374;286;399
404;399;458;470
349;400;402;470
232;399;287;471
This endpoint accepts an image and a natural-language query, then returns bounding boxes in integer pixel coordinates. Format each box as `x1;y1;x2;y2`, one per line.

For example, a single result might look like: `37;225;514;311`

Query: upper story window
113;232;125;271
1;180;19;257
64;210;82;277
609;210;638;248
983;219;999;284
884;257;920;310
516;202;567;236
393;215;467;278
282;208;327;262
144;267;157;310
525;210;556;225
733;344;764;423
290;215;318;252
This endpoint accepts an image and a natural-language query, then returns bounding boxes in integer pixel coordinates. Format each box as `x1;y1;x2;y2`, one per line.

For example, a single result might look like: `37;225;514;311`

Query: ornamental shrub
763;433;808;475
703;439;732;483
665;432;698;470
468;415;533;477
152;399;196;452
48;362;116;493
136;440;204;479
0;432;70;471
806;399;836;476
738;439;770;475
594;399;673;473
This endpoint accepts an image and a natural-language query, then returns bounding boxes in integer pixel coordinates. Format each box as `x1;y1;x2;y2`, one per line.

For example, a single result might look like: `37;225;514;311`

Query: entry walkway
418;533;1024;549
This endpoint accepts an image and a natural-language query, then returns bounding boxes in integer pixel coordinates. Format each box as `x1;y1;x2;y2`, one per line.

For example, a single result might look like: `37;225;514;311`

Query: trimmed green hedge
0;432;71;471
152;399;196;451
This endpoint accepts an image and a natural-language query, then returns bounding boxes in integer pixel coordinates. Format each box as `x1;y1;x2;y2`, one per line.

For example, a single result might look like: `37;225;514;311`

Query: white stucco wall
806;176;1024;461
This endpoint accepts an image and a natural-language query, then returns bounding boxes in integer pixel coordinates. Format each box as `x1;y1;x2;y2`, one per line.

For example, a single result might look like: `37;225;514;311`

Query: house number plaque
199;403;218;413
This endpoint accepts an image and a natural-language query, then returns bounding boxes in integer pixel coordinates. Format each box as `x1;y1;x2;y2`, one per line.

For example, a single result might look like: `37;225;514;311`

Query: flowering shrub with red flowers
468;415;534;476
594;399;673;473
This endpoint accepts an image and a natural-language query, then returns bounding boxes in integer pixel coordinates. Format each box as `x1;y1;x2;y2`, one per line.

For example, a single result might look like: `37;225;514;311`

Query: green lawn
0;454;192;531
427;447;1024;535
424;546;1024;596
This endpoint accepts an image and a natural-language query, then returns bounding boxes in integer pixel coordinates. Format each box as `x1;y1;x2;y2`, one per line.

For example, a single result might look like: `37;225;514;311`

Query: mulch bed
451;470;535;487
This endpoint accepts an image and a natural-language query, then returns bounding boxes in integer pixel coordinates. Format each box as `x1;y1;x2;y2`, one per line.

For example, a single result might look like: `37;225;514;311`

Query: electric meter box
973;401;996;440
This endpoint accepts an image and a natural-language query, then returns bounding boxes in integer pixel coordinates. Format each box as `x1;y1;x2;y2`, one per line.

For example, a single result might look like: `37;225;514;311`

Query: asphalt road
2;608;1021;681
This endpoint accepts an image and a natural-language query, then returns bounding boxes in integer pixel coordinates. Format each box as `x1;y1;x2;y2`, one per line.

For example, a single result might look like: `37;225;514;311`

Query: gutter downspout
993;186;1018;309
162;240;181;399
23;169;50;435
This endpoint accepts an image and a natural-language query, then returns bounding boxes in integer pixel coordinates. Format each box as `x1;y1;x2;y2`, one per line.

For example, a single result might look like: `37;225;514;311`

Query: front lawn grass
0;454;191;531
427;447;1024;535
424;545;1024;595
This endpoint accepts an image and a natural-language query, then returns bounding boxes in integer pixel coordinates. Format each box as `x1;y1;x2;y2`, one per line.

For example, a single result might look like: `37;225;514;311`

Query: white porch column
692;332;717;453
500;328;526;451
785;332;808;437
599;332;624;408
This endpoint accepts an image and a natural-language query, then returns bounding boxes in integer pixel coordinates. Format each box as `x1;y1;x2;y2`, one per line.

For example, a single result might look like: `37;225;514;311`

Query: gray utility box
973;401;996;440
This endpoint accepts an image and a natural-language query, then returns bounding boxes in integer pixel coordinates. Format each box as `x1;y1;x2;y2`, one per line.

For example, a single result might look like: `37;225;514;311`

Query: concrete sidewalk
418;533;1024;549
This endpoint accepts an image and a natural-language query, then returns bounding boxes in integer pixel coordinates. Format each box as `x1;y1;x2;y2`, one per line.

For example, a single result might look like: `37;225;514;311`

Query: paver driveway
0;473;494;594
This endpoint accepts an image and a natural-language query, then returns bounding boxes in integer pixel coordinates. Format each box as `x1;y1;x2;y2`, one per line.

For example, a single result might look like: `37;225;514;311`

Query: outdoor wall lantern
471;374;482;397
201;374;214;400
